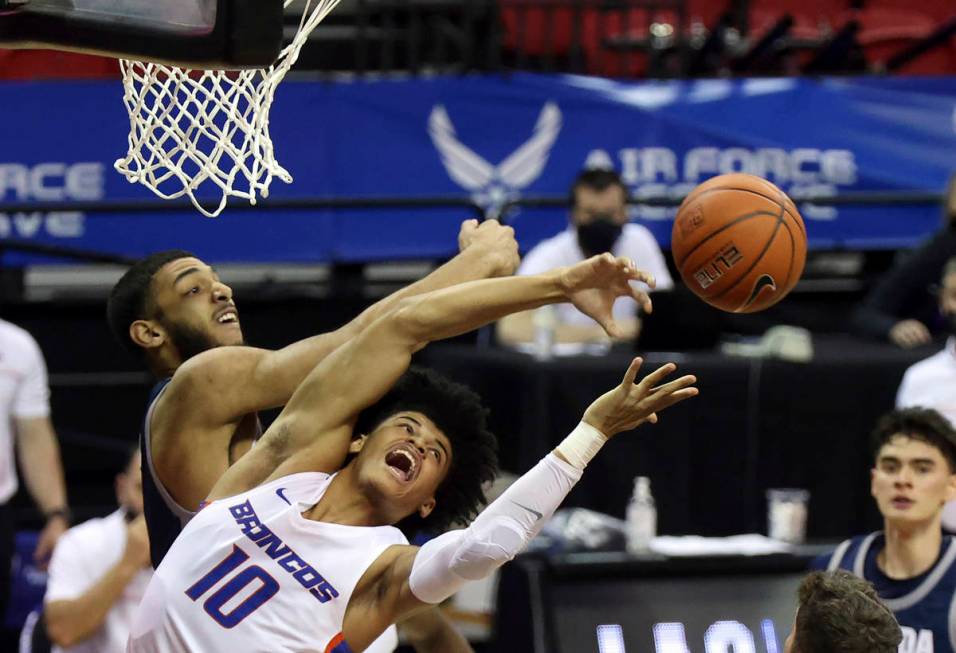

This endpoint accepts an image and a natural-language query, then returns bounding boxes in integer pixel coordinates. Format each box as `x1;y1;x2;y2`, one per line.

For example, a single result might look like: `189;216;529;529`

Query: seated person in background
815;408;956;652
497;168;673;347
44;448;152;652
896;258;956;530
852;174;956;348
785;570;900;653
897;257;956;426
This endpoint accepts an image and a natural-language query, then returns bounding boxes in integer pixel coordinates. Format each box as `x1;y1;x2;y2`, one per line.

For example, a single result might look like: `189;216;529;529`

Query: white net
113;0;342;217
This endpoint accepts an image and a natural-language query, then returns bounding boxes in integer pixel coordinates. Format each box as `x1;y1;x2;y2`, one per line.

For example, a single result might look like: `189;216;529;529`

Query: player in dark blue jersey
106;219;520;652
815;408;956;653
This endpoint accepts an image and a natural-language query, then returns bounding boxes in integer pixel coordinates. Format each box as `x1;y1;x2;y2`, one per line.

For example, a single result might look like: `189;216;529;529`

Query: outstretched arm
208;255;655;500
163;219;519;426
343;358;698;649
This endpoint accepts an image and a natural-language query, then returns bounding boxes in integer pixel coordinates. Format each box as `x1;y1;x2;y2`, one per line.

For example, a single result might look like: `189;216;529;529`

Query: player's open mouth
214;307;240;326
891;496;914;509
385;443;421;483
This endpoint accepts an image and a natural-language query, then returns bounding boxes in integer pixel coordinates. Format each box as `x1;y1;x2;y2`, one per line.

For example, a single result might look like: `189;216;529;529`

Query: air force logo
428;101;562;213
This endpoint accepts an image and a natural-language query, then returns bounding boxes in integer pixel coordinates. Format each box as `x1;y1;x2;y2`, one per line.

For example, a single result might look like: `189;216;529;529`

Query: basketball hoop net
114;0;341;217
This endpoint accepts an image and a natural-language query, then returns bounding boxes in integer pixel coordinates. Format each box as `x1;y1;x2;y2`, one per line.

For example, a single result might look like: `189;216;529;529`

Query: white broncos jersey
128;472;408;653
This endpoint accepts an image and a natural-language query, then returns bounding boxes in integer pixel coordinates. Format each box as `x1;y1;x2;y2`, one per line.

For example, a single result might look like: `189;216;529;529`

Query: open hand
583;357;698;437
559;254;655;338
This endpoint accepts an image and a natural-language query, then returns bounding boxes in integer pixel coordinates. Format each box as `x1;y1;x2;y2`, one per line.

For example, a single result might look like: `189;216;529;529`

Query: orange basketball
670;173;807;313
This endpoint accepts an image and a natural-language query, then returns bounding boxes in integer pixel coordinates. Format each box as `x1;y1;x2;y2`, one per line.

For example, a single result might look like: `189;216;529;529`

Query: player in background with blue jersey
815;408;956;653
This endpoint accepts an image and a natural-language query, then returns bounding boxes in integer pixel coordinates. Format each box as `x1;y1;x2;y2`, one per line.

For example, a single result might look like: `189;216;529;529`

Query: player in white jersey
129;253;698;652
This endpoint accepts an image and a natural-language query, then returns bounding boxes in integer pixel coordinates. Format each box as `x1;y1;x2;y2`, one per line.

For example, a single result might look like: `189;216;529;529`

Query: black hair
354;367;499;536
871;407;956;473
106;249;195;355
568;167;627;209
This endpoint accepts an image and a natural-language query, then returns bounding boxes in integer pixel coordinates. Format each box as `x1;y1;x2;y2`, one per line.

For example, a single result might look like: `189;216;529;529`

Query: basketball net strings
115;0;342;217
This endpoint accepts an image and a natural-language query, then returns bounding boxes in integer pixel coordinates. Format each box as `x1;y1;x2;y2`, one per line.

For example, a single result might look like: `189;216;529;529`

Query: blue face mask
576;214;622;258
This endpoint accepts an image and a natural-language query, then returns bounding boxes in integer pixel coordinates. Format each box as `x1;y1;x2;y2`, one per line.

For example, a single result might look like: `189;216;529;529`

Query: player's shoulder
0;319;42;358
902;346;952;378
813;534;874;571
165;345;272;398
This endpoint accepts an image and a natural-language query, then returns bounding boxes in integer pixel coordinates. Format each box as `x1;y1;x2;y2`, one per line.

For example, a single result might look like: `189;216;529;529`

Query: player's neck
147;349;182;379
879;518;944;579
302;468;389;527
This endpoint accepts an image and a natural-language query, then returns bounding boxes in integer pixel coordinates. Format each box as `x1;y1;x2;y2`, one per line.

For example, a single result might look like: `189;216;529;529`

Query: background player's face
571;185;628;227
353;411;452;521
151;257;243;359
871;435;956;525
116;450;144;518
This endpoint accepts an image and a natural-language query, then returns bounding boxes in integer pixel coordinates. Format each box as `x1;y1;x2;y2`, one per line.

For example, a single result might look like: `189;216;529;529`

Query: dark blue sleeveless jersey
140;378;190;569
815;532;956;653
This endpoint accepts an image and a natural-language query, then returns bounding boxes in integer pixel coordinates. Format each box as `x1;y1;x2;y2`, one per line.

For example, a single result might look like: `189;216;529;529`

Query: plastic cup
766;488;809;544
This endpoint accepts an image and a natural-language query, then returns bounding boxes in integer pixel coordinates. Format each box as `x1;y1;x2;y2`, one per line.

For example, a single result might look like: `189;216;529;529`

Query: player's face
151;257;243;357
571;185;628;227
354;411;452;520
871;435;956;525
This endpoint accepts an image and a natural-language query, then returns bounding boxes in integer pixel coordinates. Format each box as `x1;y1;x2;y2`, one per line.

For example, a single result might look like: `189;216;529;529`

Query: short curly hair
793;570;900;653
354;366;499;536
106;249;195;356
871;407;956;473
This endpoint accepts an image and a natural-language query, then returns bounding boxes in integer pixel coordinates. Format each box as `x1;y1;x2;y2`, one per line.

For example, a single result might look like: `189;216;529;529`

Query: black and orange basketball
670;173;807;314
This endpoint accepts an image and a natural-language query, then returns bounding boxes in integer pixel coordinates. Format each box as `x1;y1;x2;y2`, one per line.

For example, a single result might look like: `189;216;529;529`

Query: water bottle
532;305;557;361
626;476;657;554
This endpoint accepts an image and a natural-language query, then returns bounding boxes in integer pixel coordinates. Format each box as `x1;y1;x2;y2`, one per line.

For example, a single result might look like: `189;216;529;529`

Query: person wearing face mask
42;448;152;653
852;174;956;349
497;168;673;347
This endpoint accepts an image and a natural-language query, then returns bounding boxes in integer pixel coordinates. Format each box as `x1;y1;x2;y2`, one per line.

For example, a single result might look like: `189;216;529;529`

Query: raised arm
209;254;656;500
150;222;518;510
342;358;698;650
230;220;519;412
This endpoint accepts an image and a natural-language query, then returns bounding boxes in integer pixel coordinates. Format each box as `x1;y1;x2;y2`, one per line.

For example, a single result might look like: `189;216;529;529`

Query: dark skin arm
149;220;519;510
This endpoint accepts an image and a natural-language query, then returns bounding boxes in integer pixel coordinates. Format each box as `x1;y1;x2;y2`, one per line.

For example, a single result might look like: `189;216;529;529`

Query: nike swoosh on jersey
276;487;292;505
510;500;543;521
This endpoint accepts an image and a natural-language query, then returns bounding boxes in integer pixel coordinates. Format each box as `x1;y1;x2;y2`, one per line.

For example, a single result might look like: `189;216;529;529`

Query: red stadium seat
0;49;119;80
837;6;956;74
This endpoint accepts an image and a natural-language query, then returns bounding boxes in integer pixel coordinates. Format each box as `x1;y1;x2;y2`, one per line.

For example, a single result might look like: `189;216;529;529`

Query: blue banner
1;74;955;263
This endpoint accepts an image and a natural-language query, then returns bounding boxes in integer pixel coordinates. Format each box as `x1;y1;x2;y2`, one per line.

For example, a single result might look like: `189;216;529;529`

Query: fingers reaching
622;357;644;386
638;362;679;389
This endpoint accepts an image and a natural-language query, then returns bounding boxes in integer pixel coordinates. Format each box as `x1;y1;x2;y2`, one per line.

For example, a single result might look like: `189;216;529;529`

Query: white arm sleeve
408;452;582;604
